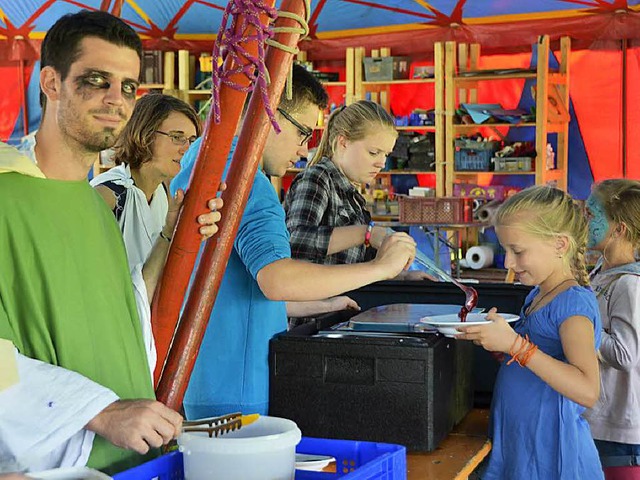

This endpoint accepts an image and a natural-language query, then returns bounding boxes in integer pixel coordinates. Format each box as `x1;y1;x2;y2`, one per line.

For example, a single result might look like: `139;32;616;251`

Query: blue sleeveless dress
482;286;604;479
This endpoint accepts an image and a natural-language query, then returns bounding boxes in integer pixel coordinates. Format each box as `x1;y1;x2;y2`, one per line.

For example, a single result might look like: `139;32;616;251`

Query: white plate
296;453;335;471
419;313;520;338
29;467;112;480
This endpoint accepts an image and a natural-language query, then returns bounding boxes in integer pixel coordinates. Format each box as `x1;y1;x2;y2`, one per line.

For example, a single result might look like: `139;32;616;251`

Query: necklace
525;278;576;316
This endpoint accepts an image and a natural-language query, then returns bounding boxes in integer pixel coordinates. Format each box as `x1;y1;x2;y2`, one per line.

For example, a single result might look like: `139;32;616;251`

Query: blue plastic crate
112;450;183;480
296;437;406;480
454;148;493;171
113;437;406;480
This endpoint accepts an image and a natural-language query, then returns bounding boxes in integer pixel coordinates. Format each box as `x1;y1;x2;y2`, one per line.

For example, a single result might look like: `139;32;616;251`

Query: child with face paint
457;185;603;480
583;179;640;468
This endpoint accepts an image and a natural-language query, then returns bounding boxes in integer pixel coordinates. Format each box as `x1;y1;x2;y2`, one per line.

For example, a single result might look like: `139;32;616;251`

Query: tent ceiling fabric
0;1;639;48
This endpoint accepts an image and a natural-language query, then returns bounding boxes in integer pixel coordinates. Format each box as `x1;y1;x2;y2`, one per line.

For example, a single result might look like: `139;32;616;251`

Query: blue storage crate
454;139;499;171
112;450;183;480
454;149;493;171
296;437;406;480
113;437;406;480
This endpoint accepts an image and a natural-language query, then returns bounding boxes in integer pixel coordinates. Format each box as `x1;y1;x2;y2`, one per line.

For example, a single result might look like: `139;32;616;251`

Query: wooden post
153;9;275;388
345;47;355;105
163;51;175;92
435;42;445;197
535;36;549;187
354;47;365;101
155;0;310;410
445;41;457;196
178;49;190;103
556;37;571;191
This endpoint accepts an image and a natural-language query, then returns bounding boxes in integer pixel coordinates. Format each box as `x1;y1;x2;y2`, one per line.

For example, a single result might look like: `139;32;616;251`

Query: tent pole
151;4;272;386
155;0;308;410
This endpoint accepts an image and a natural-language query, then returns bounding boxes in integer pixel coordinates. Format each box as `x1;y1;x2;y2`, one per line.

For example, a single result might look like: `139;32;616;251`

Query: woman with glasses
91;93;201;273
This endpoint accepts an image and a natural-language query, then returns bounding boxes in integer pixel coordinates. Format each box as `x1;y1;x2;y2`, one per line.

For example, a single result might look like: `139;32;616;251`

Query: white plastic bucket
178;415;302;480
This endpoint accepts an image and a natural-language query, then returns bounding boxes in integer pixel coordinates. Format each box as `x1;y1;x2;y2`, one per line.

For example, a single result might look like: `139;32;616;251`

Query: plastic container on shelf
454;139;500;172
455;149;493;171
177;415;301;480
398;196;474;224
363;56;410;81
114;437;407;480
493;157;534;172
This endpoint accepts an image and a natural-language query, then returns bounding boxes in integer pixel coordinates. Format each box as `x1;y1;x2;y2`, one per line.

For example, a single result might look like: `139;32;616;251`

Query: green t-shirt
0;172;155;473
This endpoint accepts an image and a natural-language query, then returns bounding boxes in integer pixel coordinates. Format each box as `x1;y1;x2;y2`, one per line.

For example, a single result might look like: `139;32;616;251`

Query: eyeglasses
156;130;198;146
277;108;313;146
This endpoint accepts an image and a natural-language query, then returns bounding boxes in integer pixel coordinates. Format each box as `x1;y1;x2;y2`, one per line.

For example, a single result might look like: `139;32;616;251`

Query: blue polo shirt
171;137;290;418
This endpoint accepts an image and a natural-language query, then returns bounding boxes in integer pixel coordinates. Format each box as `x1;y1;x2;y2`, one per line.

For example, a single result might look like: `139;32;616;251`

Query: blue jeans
595;439;640;468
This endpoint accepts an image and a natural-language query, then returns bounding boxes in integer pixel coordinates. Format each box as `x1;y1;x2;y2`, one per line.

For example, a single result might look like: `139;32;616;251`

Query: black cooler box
269;280;532;452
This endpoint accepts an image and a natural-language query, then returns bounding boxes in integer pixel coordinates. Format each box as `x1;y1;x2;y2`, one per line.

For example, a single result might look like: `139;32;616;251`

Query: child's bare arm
523;316;600;408
457;313;600;408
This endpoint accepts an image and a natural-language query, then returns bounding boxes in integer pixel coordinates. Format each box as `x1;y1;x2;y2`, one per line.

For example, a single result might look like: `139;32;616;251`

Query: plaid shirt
284;157;372;265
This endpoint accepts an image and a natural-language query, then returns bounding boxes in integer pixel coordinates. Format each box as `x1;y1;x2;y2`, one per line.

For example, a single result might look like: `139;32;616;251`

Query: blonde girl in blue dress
458;185;603;479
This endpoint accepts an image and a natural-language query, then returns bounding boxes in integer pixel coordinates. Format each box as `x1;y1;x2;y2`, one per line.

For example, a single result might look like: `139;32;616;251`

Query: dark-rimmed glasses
277;108;313;146
156;130;198;146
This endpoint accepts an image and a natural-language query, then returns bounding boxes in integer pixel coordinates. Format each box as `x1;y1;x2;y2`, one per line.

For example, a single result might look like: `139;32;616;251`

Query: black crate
408;133;436;171
270;313;473;452
269;281;533;450
327;280;532;405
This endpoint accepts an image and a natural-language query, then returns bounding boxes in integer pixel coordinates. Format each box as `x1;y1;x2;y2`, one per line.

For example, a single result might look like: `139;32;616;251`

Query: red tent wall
0;61;33;141
627;45;640;179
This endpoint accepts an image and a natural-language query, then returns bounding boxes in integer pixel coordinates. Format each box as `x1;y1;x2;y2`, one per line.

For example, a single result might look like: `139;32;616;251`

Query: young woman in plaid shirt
284;100;430;281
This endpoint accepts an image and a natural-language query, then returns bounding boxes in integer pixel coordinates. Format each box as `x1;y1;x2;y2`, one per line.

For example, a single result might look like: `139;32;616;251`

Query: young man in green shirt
0;11;218;474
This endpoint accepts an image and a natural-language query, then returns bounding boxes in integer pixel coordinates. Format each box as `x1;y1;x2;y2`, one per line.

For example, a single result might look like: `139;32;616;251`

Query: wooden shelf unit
351;44;446;196
443;35;571;196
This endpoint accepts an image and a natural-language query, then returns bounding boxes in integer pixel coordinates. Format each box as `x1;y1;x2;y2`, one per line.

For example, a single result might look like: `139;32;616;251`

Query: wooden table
407;409;491;480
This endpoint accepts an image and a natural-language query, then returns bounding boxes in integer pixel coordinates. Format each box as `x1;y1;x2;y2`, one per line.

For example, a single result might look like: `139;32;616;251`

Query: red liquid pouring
457;284;479;322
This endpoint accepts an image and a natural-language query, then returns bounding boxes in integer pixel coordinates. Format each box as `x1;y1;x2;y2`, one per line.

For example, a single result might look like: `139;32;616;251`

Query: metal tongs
183;412;259;438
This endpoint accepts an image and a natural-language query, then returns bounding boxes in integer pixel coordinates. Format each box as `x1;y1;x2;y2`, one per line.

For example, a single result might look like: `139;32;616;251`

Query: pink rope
211;0;281;132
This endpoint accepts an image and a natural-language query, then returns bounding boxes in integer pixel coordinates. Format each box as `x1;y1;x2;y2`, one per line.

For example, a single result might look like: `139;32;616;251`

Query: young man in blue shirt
172;65;416;418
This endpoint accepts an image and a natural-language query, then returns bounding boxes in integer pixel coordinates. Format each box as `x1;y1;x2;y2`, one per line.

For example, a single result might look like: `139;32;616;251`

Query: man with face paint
0;11;187;475
583;180;640;469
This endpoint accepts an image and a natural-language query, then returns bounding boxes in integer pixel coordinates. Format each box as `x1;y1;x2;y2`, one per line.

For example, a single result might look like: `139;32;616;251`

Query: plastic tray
113;437;406;480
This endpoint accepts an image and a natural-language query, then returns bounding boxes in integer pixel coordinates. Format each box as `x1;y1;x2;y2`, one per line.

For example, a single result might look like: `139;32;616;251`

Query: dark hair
242;63;329;116
280;63;328;113
40;10;142;108
113;93;201;169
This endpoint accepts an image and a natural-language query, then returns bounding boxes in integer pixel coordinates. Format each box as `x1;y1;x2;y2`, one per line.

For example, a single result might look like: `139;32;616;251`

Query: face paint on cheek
586;195;610;248
74;75;109;101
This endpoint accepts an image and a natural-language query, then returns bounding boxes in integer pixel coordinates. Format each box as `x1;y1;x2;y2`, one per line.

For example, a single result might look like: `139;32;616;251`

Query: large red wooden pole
151;7;273;384
156;0;307;409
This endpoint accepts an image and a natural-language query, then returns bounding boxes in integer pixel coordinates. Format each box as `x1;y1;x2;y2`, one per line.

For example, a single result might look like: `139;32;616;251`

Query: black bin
269;280;532;451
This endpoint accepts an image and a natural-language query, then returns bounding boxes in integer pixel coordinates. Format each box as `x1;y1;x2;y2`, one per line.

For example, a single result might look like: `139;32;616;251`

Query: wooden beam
445;41;457;196
435;42;445;197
